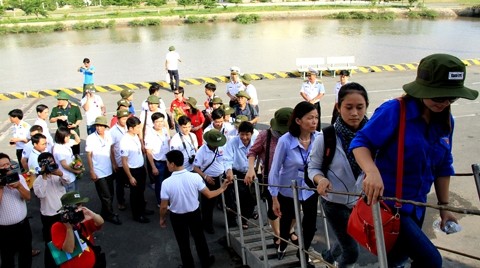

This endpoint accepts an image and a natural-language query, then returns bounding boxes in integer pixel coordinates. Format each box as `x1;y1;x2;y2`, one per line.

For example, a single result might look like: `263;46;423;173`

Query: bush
327;11;396;20
407;9;438;19
234;14;260;24
185;15;207;24
72;21;114;30
128;18;162;26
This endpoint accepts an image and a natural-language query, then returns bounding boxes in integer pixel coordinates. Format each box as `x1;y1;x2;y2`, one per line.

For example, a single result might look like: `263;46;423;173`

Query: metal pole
234;176;247;265
221;176;231;247
318;199;331;251
292;180;307;268
254;178;269;268
472;164;480;204
372;202;388;268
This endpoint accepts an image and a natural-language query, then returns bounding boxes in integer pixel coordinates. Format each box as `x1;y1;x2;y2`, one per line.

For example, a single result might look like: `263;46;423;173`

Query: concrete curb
1;58;479;101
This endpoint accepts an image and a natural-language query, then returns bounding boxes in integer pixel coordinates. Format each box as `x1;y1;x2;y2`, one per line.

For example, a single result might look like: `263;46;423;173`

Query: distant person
78;58;95;98
110;99;131;128
8;109;31;169
165;46;181;91
300;69;325;131
331;70;350;124
202;83;218;129
81;88;106;135
119;88;136;116
160;150;231;268
226;67;245;108
34;104;53;144
49;91;83;155
233;91;258;125
240;74;259;113
170;87;189;131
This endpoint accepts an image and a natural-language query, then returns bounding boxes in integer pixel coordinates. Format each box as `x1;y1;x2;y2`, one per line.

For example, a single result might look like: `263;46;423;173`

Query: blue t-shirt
80;66;95;84
350;98;455;220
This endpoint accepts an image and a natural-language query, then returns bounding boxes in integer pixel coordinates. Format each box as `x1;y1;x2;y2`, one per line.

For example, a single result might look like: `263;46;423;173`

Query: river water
0;18;479;93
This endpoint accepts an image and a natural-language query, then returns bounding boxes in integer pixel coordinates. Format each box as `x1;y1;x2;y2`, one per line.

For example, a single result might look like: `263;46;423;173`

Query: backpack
304;125;336;188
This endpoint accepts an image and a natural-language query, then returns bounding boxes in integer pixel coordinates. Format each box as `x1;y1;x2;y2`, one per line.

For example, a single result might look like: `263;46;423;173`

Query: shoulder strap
263;129;272;176
202;148;218;173
77;223;94;249
321;125;336;176
395;98;406;207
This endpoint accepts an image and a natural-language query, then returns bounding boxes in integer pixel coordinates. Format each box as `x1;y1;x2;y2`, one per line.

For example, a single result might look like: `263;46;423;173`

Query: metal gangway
219;164;480;268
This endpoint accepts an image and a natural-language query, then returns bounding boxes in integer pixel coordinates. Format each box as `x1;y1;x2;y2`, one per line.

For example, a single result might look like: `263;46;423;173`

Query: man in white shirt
0;153;33;267
203;109;235;144
86;116;121;225
110;110;129;211
120;117;152;223
27;133;48;179
160;150;231;268
81;88;106;135
300;69;325;131
170;116;198;172
193;129;227;234
165;45;181;91
240;74;259;113
34;104;53;144
226;69;245;108
8;109;31;171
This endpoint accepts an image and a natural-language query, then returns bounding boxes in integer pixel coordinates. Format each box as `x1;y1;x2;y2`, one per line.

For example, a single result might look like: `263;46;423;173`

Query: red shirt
186;110;205;146
51;219;101;268
170;99;189;115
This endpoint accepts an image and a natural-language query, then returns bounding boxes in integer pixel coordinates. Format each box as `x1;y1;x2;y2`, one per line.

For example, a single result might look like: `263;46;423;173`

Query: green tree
12;0;49;17
177;0;194;9
146;0;166;12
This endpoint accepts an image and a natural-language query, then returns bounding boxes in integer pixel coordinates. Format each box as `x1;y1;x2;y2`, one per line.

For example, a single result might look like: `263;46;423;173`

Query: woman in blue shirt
309;83;369;267
268;101;319;267
350;54;478;267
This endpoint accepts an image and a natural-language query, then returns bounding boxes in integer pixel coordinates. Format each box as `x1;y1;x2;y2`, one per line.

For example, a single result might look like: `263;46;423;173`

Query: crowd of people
1;53;478;268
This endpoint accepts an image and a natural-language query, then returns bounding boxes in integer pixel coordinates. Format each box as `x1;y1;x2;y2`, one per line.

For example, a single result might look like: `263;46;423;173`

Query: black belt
154;160;166;163
233;169;247;179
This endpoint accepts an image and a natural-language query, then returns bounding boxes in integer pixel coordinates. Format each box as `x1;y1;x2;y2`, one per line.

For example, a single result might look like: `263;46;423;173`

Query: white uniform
11;121;31;150
300;80;325;103
110;124;127;167
193;144;225;177
120;133;144;168
85;131;113;178
170;132;198;171
144;127;170;161
81;94;104;126
226;81;245;97
245;84;258;106
52;142;76;184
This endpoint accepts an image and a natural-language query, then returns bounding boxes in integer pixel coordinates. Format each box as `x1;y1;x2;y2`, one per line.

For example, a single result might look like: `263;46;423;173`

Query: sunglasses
173;92;180;95
431;97;458;104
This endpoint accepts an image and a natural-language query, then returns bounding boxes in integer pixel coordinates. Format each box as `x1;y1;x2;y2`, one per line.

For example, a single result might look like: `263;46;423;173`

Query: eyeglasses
431;97;458;104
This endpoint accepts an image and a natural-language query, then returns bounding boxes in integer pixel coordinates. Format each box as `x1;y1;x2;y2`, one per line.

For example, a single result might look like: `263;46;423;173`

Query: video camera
60;205;85;225
0;166;20;187
38;158;59;175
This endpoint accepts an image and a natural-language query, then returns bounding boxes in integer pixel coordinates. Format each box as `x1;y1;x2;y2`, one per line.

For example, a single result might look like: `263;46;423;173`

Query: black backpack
304;125;336;188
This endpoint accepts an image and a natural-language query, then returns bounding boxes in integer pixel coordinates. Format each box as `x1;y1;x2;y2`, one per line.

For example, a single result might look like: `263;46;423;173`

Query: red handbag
347;97;406;256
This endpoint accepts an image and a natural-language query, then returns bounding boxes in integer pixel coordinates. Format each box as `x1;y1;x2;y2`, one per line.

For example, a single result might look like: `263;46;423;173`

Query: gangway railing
221;164;480;268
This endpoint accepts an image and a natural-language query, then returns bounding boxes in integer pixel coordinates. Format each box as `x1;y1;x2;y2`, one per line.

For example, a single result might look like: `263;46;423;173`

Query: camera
0;167;20;187
60;205;85;225
188;155;195;164
38;159;59;174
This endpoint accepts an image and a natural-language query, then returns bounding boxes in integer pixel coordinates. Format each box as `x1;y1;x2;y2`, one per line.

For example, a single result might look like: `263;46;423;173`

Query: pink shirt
247;129;279;174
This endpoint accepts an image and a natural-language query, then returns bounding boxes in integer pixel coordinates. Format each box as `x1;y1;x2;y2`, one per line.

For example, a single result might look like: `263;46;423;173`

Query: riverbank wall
1;58;479;101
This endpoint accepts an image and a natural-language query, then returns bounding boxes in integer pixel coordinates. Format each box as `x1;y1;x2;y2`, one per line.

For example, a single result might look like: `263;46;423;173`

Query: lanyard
297;146;310;168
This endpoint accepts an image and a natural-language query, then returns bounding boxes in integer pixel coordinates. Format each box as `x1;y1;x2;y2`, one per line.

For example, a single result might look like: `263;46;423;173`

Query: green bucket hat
56;91;70;100
222;105;234;115
240;74;252;84
203;129;227;147
270;107;293;135
117;99;130;109
403;54;478;100
93;116;109;128
117;110;130;118
236;91;251;100
147;95;160;104
60;191;89;209
120;89;134;99
169;46;175;51
184;97;197;108
212;97;223;105
233;115;249;127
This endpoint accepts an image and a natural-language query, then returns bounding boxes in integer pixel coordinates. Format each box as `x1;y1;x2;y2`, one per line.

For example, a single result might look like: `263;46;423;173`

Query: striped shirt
0;174;28;225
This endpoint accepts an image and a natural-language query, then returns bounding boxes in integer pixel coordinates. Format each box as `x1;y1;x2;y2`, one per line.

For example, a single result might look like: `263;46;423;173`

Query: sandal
32;249;41;257
273;237;280;249
242;224;249;230
290;232;299;246
252;212;259;220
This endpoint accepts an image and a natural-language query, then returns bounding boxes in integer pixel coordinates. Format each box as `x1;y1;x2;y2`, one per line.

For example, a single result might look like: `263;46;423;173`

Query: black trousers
94;174;115;218
171;208;211;268
168;69;180;91
16;149;23;172
114;168;127;206
201;176;221;229
41;214;61;268
0;217;32;268
277;193;318;257
232;170;256;225
129;167;147;219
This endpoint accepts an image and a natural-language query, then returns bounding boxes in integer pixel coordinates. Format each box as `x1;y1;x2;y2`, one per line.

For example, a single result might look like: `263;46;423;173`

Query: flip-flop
290;232;299;245
242;224;249;230
32;249;41;257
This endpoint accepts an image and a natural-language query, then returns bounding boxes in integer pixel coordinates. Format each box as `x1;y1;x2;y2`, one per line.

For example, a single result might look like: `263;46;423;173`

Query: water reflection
0;18;478;92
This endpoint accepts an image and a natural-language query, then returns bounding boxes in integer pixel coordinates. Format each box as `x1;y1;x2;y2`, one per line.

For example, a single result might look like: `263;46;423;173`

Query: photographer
33;152;67;268
51;191;104;268
169;116;198;172
0;152;33;268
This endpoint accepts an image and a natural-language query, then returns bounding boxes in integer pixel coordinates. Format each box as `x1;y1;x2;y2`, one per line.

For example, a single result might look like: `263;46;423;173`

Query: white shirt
223;136;255;173
21;141;33;160
85;131;113;178
110;124;127;167
300;79;325;104
120;133;144;168
226;81;245;97
245;84;259;106
334;81;350;103
0;174;28;225
166;51;180;70
11;121;30;150
81;94;104;125
140;109;167;130
144;127;170;161
203;123;235;143
193;144;225;177
170;132;198;171
160;169;206;214
34;117;54;143
28;148;47;175
33;174;66;216
52;142;76;184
